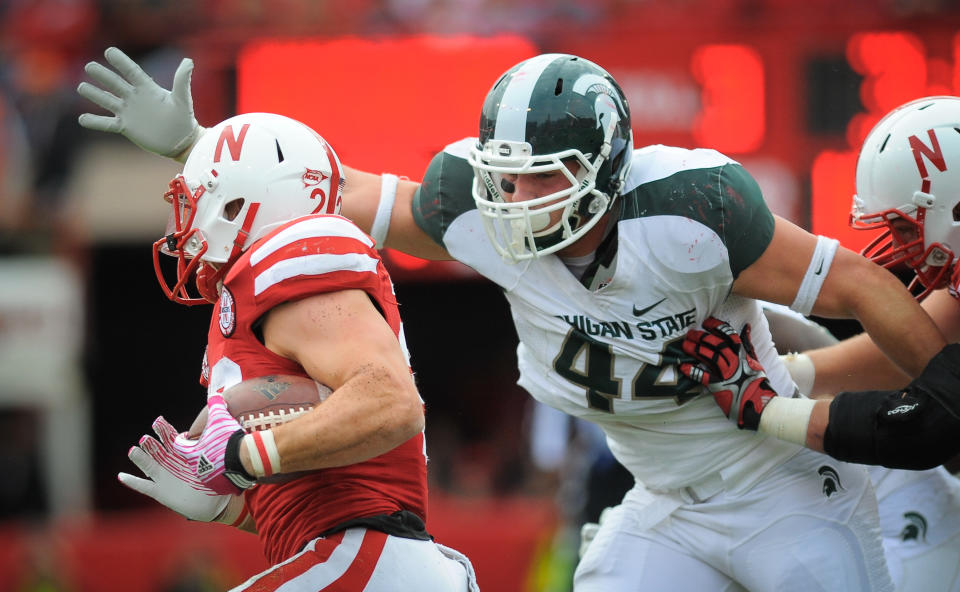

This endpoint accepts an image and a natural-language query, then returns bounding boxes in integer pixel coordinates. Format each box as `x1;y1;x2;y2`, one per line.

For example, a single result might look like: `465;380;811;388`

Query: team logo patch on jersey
200;346;210;383
900;511;928;542
818;465;844;498
219;286;236;337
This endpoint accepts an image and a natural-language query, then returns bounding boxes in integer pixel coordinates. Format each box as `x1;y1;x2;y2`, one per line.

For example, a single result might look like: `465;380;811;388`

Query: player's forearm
806;333;911;394
804;399;829;452
762;344;960;469
341;166;452;260
814;251;945;378
240;368;424;475
340;166;383;234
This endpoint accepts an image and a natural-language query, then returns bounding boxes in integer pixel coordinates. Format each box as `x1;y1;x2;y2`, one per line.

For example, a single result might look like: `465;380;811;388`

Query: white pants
869;466;960;592
575;449;893;591
230;528;478;591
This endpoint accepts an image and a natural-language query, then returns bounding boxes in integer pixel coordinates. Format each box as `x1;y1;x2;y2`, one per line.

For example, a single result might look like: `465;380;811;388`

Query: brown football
188;374;332;438
188;374;333;485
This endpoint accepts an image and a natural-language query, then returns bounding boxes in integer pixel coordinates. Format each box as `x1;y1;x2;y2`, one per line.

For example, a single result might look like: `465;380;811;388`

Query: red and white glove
171;395;255;494
679;317;778;430
118;416;247;525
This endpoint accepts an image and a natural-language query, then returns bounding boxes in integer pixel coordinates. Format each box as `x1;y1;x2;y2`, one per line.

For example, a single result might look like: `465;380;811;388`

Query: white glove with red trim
119;415;247;525
170;395;255;494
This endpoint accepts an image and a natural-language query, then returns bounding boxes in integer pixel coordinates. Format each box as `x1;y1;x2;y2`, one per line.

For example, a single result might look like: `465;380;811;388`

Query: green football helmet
468;54;634;261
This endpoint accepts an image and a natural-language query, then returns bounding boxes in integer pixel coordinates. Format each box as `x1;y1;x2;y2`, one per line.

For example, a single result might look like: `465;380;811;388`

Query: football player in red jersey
116;112;478;591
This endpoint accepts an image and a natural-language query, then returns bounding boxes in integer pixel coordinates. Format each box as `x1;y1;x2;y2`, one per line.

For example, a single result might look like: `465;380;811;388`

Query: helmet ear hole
224;198;245;221
952;201;960;223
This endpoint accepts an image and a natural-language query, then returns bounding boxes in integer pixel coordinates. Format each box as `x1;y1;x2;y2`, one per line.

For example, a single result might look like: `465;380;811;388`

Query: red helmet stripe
315;140;341;215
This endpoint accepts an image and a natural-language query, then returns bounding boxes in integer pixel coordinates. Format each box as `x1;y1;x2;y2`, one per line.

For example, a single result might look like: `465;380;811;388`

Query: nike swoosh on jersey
632;297;667;317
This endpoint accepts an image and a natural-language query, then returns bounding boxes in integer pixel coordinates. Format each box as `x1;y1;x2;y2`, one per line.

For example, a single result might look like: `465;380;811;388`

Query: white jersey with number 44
413;139;802;492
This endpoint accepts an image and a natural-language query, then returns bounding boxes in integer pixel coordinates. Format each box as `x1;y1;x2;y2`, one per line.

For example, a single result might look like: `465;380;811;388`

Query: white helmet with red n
153;112;344;305
851;96;960;300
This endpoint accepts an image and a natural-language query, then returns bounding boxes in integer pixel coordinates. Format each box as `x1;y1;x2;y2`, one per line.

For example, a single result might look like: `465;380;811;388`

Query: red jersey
200;214;427;564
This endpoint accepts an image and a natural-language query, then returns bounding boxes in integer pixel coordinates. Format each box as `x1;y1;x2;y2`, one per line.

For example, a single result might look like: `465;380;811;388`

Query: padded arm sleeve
823;343;960;470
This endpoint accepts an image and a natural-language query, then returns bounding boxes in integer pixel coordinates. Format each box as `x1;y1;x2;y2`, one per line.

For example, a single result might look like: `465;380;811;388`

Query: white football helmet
851;96;960;300
153;112;345;305
468;54;633;262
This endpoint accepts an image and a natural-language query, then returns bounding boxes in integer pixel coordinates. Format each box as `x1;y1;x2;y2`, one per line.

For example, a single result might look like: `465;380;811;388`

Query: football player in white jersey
78;48;960;590
771;96;960;592
113;112;478;591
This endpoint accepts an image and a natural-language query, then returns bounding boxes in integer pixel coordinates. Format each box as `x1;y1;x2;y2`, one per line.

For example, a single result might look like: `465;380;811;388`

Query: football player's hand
118;416;246;524
170;395;254;494
679;317;777;430
77;47;203;160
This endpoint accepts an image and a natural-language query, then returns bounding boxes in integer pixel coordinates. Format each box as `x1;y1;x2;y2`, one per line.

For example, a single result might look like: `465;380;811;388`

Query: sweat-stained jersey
412;139;802;492
201;214;428;565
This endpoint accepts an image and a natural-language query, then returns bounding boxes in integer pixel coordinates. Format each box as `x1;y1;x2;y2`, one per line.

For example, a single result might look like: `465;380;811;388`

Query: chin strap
195;264;223;304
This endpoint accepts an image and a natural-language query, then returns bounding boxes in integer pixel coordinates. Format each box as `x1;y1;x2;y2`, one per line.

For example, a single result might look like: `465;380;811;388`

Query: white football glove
118;415;246;525
77;47;203;160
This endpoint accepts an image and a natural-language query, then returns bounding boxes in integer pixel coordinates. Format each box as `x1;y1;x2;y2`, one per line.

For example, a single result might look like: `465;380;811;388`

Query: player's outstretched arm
341;166;452;260
77;50;449;260
77;47;202;162
798;288;960;394
733;216;947;378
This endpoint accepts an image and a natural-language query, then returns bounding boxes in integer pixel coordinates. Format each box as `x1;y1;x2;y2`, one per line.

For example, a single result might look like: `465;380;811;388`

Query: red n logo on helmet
909;129;947;193
214;124;250;163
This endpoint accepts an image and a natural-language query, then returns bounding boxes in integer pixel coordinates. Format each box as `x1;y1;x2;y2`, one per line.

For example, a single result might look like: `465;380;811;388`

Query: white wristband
779;352;815;395
758;396;816;447
243;430;281;478
370;173;399;248
791;236;839;315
